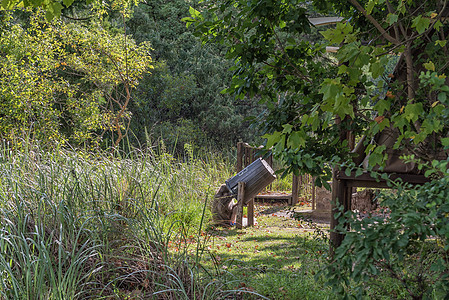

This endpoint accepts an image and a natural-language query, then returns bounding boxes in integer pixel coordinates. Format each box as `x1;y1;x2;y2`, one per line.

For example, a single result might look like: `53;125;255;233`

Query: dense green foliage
0;9;151;147
188;0;449;181
326;161;449;298
189;0;449;298
125;0;261;152
187;0;340;182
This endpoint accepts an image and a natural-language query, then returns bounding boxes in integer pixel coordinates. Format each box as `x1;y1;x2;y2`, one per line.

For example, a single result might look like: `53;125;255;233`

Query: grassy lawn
196;203;335;299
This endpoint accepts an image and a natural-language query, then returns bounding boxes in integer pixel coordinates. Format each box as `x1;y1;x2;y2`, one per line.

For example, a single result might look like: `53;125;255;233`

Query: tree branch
347;0;400;45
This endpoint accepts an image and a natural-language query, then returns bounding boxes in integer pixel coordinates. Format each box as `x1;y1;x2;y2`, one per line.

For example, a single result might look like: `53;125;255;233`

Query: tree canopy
0;8;152;147
187;0;449;184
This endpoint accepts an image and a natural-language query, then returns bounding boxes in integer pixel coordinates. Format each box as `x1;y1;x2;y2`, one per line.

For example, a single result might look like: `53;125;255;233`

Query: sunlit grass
197;210;334;300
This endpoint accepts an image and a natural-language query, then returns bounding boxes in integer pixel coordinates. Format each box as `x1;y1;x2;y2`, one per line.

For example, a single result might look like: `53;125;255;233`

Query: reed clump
0;141;238;299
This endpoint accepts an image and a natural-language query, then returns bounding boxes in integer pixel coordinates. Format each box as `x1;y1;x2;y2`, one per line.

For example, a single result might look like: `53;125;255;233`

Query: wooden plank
255;193;292;200
247;198;254;227
336;171;429;187
236;182;245;229
308;17;344;26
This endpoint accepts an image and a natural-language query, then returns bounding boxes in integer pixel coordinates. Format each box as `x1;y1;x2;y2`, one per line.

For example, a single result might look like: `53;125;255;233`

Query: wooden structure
236;142;316;208
330;169;430;250
226;158;276;202
329;126;437;251
226;158;276;229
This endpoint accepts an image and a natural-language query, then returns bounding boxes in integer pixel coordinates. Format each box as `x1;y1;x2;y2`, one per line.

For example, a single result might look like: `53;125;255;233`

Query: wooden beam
254;193;292;200
311;178;316;210
336;171;430;187
247;198;254;227
308;17;344;26
236;182;245;229
291;175;299;205
237;142;243;172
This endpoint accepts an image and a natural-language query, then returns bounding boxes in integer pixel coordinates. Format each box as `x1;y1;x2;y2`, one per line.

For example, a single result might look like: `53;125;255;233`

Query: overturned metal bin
225;158;276;204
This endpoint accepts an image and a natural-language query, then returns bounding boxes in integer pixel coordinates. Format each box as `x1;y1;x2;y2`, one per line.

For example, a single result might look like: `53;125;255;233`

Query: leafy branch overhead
188;0;449;181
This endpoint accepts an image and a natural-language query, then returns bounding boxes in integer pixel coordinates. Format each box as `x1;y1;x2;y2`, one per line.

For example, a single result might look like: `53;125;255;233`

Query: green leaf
423;61;435;71
282;124;293;134
404;103;423;122
287;131;306;149
263;131;282;149
370;60;384;79
434;20;443;31
386;13;398;25
366;0;376;15
1;0;12;9
411;15;431;34
345;168;351;176
373;99;390;115
442;137;449;146
63;0;74;7
435;40;447;47
189;6;201;19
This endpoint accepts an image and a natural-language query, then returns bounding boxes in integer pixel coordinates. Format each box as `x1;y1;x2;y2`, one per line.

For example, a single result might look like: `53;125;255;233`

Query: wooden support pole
267;154;273;168
330;170;352;255
291;174;299;205
312;177;316;210
237;142;243;172
267;154;273;191
247;198;254;227
249;147;254;164
236;182;245;229
330;115;352;257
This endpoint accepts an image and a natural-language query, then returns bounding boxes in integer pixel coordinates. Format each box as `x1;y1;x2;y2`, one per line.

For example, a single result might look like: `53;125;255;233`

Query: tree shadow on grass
208;234;327;272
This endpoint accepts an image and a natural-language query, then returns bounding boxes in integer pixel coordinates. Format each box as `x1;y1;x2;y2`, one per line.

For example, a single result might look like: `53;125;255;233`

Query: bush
325;159;449;299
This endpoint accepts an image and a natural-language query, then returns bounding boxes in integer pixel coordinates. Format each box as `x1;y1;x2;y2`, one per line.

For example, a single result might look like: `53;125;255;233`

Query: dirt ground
255;199;331;226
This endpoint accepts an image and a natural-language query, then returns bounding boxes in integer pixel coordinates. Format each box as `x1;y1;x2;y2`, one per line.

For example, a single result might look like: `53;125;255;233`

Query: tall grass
0;141;235;299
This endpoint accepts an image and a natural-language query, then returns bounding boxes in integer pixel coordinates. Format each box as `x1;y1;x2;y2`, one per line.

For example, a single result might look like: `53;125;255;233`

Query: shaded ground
256;200;331;226
197;202;334;299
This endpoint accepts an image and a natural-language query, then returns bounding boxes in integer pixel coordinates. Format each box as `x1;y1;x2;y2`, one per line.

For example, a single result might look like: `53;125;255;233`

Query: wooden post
330;115;352;256
330;174;352;255
249;147;254;164
291;174;299;205
236;182;245;229
237;142;244;172
247;198;254;227
267;154;273;191
311;177;316;210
